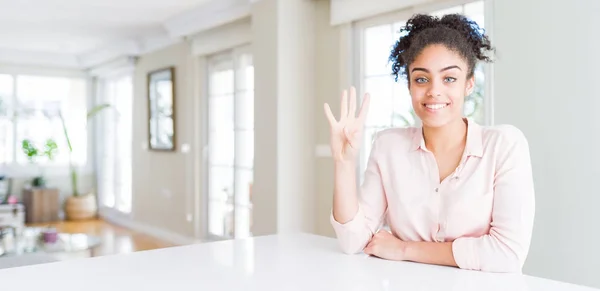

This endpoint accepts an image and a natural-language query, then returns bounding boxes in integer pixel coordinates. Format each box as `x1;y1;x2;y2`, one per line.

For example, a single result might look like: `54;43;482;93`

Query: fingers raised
323;103;336;126
340;90;348;121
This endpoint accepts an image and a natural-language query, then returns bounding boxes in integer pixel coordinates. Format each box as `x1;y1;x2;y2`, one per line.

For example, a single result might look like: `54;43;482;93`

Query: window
206;46;254;240
0;74;88;169
0;75;14;165
97;74;133;214
357;1;487;177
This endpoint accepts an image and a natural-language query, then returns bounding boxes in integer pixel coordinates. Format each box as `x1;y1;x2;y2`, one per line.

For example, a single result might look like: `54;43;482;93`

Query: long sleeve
330;132;388;254
452;125;536;273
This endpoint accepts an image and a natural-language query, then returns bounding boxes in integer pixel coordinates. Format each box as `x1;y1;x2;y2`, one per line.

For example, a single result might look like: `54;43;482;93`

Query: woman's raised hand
324;87;370;163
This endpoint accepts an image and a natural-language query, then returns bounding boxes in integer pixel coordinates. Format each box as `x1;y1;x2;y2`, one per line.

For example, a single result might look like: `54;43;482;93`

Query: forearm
332;160;359;224
403;241;458;268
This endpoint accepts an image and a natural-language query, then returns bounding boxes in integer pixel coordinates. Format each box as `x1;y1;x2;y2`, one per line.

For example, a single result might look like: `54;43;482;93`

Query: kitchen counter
0;233;596;291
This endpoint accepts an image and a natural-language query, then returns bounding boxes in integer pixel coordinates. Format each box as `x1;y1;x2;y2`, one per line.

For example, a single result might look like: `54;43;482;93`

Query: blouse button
434;188;439;192
436;232;445;242
436;224;445;242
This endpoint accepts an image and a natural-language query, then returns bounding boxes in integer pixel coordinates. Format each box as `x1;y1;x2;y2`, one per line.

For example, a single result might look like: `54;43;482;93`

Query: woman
324;13;535;273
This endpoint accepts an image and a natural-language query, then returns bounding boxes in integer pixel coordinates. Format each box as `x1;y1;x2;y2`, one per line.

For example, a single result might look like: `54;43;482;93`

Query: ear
465;76;475;96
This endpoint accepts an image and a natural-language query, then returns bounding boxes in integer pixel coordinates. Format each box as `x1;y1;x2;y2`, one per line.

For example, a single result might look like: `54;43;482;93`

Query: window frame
352;0;495;181
204;43;254;241
0;68;94;179
95;70;134;217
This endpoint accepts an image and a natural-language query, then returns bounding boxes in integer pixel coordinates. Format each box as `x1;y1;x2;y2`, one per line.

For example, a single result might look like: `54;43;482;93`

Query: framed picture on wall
147;67;176;151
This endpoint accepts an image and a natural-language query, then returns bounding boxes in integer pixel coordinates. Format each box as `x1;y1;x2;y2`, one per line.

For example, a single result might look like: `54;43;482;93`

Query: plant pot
65;193;97;221
31;176;46;188
22;188;59;223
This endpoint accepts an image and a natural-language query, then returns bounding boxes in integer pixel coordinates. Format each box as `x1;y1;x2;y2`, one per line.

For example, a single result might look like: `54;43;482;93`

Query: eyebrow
411;65;462;73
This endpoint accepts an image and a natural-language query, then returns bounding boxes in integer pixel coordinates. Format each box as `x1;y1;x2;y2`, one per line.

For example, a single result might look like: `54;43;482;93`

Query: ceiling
0;0;215;69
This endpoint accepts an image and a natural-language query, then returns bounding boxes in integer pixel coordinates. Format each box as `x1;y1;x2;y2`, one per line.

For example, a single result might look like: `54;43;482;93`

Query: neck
422;118;468;153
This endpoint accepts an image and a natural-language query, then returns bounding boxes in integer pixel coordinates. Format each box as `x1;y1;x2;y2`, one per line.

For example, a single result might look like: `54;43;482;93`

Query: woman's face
408;44;474;128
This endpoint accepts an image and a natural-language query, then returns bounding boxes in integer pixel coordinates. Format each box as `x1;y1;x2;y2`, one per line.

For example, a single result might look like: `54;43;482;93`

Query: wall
250;0;279;235
492;0;600;288
131;42;197;239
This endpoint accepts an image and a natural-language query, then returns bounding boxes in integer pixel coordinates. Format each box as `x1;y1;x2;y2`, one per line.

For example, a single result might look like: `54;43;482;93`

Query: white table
0;233;596;290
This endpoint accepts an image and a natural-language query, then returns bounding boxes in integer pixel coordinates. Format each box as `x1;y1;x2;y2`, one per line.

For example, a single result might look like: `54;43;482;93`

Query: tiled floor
27;219;177;257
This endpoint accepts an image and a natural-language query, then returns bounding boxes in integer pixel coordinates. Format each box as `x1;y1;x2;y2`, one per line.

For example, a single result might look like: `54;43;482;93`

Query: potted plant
20;138;60;223
59;104;111;220
21;138;58;188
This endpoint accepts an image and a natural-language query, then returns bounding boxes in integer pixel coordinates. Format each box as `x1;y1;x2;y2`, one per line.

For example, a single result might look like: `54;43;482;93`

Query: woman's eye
444;77;457;83
415;77;428;83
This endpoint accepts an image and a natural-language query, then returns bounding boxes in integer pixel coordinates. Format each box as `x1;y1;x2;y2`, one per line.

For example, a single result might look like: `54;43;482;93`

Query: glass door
206;45;254;240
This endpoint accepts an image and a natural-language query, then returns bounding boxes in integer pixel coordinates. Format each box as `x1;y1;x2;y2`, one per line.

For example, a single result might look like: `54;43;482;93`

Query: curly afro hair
389;13;494;82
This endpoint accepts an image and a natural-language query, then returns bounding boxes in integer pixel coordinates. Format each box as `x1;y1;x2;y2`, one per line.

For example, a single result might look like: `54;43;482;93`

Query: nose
426;79;442;98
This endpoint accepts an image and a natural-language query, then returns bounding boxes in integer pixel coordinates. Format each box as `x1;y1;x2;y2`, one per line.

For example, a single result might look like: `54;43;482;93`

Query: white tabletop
0;233;596;291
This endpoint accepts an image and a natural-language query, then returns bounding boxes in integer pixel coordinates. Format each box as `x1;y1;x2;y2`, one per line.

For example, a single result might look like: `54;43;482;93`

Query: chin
416;111;455;128
420;118;451;129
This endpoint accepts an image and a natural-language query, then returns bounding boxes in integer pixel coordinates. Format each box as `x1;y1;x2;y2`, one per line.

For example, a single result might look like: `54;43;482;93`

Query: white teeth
425;103;448;110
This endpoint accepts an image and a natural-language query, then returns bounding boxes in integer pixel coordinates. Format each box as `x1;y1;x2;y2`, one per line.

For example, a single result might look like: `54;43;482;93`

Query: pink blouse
330;118;536;273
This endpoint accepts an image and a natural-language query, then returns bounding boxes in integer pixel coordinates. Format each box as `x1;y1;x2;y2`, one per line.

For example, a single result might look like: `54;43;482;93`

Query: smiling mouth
423;103;450;110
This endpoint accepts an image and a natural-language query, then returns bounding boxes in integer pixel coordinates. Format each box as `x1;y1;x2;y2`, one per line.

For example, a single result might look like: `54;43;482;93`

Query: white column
251;0;316;235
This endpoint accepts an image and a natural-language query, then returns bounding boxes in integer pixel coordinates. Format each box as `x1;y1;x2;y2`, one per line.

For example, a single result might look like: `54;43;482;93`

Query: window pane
208;166;234;238
365;24;394;76
17;75;67;100
210;69;234;96
98;74;133;213
235;130;254;169
235;169;253;206
364;76;394;127
208;200;234;238
464;1;485;29
430;5;464;18
235;91;254;130
361;127;386;181
234;205;252;239
209;129;234;167
0;74;13;97
246;66;254;91
115;76;133;214
236;53;253;91
0;118;12;164
209;95;234;131
392;80;416;127
100;145;115;208
392;21;408;44
0;75;13;117
465;64;485;124
14;75;87;165
209;166;234;202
